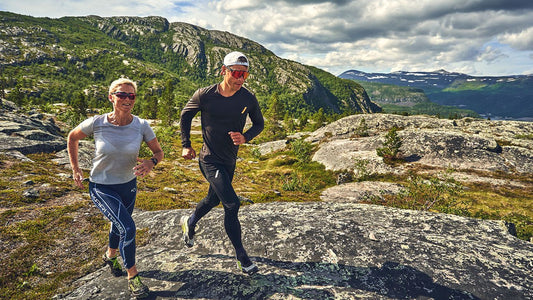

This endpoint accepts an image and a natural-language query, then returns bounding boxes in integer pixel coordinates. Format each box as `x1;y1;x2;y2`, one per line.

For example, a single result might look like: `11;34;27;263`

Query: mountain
339;69;533;120
0;11;380;120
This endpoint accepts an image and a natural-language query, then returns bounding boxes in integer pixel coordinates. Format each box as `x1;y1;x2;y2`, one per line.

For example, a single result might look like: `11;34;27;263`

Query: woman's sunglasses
112;92;136;100
225;66;250;80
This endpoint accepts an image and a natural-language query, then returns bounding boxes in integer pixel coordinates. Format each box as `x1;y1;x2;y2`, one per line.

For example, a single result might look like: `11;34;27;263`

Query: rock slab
56;202;532;300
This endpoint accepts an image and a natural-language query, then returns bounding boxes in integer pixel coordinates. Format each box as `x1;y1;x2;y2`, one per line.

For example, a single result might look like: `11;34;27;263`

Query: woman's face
109;84;136;114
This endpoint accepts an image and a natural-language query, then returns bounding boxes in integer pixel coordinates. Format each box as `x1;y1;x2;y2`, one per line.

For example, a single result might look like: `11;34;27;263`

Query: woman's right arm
67;127;88;188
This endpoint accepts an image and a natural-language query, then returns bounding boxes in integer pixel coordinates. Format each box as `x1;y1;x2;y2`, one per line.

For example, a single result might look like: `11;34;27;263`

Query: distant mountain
0;11;380;121
339;69;533;120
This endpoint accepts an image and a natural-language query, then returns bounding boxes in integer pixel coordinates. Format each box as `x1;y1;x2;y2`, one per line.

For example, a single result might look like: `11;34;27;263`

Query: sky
2;0;533;76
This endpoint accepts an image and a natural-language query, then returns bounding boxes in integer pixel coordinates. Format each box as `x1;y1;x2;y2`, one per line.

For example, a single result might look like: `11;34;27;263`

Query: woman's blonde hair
108;78;137;95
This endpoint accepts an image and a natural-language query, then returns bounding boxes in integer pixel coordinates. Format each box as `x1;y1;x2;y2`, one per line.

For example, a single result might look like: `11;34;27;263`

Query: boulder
56;202;532;299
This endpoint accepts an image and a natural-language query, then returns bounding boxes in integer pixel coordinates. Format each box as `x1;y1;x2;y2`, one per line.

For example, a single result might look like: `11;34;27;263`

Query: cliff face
57;202;532;299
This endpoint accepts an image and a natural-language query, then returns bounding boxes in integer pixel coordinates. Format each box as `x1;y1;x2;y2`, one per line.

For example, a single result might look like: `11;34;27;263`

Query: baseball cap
223;51;249;67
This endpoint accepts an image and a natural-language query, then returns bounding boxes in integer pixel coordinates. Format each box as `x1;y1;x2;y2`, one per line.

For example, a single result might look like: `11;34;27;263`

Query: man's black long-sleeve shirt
180;84;264;164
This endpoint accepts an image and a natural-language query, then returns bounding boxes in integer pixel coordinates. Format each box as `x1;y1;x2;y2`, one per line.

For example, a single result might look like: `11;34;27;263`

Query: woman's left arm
133;137;164;177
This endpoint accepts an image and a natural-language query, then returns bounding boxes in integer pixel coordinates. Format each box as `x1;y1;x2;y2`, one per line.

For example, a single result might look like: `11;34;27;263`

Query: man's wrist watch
150;157;158;166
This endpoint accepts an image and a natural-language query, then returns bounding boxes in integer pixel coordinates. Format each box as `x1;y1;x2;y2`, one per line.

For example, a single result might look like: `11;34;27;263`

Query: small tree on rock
376;126;403;164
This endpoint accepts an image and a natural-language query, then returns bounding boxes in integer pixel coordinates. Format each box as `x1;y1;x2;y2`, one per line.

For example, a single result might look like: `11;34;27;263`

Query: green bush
281;173;315;193
368;172;469;214
353;158;371;181
352;118;369;138
290;139;314;163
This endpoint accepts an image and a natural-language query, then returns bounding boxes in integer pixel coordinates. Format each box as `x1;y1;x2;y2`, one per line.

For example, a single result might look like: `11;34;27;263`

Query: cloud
212;0;533;75
0;0;191;18
499;27;533;51
1;0;533;76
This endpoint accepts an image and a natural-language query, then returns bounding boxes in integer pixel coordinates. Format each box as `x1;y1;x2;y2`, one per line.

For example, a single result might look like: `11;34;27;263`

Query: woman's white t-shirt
78;114;156;185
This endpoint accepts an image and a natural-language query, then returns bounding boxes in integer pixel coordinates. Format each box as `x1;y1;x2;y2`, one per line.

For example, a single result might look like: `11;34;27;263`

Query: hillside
0;11;380;120
1;101;532;299
339;69;533;120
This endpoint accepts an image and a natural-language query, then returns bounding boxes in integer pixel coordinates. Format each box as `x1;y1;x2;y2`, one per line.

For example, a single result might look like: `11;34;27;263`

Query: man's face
223;65;249;91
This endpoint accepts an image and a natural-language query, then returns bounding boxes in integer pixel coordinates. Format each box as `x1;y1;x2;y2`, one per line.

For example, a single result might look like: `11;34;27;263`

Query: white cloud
499;27;533;51
1;0;533;76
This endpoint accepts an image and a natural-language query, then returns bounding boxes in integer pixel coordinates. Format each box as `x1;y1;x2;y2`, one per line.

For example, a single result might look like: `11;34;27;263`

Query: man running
179;51;264;274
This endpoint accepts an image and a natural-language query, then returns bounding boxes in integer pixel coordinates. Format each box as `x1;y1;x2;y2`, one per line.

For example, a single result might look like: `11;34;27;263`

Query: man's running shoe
102;253;123;277
128;275;149;299
180;215;194;247
237;260;259;275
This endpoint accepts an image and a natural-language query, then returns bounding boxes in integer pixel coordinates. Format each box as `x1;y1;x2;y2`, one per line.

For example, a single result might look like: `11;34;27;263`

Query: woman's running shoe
128;275;149;299
102;253;123;277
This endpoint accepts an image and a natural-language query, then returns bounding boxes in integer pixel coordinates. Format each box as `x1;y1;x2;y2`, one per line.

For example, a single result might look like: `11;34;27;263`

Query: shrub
352;118;369;138
281;173;315;193
373;172;469;213
353;158;372;181
290;139;314;163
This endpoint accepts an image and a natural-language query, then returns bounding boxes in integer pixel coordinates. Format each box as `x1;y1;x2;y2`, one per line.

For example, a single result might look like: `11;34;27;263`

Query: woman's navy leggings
89;178;137;269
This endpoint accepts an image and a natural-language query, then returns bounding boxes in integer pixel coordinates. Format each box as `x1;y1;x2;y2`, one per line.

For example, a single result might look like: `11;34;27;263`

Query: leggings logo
131;187;137;193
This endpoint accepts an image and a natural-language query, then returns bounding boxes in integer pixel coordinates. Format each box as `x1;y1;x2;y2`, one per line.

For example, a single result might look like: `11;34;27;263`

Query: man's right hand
182;147;196;160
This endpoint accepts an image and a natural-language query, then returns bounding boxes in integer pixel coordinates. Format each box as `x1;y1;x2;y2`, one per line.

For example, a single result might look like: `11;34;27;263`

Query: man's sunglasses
112;92;136;100
225;66;249;80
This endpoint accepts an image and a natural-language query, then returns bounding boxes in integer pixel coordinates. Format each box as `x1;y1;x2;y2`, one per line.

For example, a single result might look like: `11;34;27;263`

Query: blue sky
2;0;533;76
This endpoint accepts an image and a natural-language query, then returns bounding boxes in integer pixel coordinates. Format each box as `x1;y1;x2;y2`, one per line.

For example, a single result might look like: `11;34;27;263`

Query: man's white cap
223;51;249;67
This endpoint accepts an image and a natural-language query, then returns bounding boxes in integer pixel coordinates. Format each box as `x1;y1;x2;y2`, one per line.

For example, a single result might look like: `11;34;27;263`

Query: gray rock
0;111;65;155
256;140;288;156
53;140;95;170
58;202;532;300
321;181;403;202
22;187;39;198
307;114;533;174
1;150;34;162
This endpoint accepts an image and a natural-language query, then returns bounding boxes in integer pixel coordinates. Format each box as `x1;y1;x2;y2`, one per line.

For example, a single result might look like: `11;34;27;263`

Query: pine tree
71;92;88;117
298;112;308;130
159;79;177;126
7;83;24;107
0;78;6;100
376;126;403;163
311;108;326;130
283;112;296;133
260;93;286;142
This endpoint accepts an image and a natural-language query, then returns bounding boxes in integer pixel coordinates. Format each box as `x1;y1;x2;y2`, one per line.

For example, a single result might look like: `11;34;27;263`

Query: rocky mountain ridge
339;69;531;89
0;11;380;116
